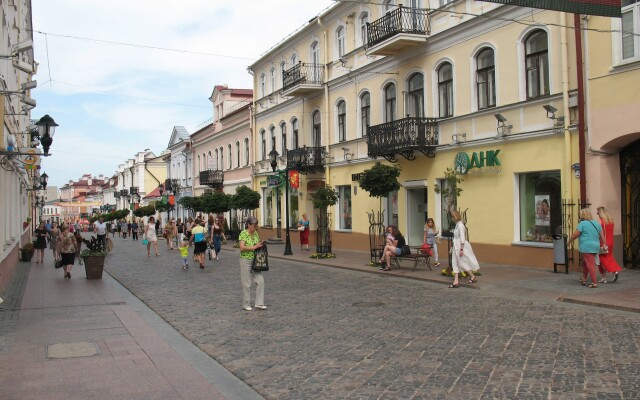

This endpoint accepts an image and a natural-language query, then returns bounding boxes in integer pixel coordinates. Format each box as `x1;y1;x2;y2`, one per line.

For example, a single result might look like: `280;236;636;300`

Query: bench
379;246;432;272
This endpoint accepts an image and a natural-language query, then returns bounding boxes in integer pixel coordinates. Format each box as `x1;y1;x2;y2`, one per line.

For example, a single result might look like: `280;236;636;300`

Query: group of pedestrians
34;221;83;278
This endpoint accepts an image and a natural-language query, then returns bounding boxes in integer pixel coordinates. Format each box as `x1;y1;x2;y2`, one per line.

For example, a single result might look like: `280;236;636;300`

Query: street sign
267;175;282;188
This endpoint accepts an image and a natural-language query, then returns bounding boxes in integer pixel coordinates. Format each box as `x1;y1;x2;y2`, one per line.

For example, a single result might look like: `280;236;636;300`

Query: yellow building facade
249;1;585;268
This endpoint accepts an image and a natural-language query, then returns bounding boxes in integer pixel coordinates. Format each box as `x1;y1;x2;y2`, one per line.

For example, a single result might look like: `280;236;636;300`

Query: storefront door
406;187;428;246
621;141;640;268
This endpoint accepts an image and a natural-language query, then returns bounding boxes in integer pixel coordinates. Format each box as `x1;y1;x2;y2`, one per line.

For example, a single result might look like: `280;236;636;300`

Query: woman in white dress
449;210;479;288
145;216;159;257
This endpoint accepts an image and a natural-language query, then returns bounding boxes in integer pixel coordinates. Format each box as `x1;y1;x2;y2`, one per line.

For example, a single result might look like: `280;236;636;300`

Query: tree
133;205;156;218
311;184;339;209
311;184;339;255
359;161;401;214
178;196;201;216
201;191;231;215
231;185;260;222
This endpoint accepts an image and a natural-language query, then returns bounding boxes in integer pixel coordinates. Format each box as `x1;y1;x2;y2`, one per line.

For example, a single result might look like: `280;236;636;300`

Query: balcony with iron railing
366;117;439;162
199;169;224;189
286;146;328;175
366;5;430;56
282;62;325;97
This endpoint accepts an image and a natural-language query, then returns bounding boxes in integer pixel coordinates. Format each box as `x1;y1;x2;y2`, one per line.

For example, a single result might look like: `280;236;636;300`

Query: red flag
289;170;300;189
168;195;175;206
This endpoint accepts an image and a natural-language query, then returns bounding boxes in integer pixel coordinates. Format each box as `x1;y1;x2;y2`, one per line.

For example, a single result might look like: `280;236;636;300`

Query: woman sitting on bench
379;225;406;272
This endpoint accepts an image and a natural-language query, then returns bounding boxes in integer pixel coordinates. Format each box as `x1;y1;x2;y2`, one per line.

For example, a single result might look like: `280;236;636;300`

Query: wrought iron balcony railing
129;186;138;195
366;5;430;49
199;170;224;189
282;63;324;92
286;146;328;175
367;117;439;162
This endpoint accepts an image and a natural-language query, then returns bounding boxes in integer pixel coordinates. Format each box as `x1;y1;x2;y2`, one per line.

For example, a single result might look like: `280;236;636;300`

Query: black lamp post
268;149;292;255
40;172;48;190
35;114;58;156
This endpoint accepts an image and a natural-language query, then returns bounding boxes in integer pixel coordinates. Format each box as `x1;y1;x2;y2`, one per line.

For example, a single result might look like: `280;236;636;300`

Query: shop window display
338;185;352;230
519;171;561;243
263;188;273;227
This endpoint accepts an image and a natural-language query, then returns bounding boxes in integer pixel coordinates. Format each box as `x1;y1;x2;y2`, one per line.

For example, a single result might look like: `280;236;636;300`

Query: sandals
382;267;391;271
599;278;608;284
578;279;586;286
587;283;598;288
448;283;459;288
613;272;619;283
466;277;478;284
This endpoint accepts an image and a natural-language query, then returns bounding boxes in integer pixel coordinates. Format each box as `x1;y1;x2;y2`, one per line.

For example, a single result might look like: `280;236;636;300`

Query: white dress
451;221;480;273
145;223;157;242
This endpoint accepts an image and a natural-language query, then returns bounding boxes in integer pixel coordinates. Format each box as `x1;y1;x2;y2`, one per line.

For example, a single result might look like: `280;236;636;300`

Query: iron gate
621;142;640;269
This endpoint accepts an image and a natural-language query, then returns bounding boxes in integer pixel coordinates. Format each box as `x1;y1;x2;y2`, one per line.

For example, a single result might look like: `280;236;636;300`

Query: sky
32;0;336;188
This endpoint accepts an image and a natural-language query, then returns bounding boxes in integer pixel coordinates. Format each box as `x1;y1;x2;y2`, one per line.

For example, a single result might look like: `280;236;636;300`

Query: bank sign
454;150;501;175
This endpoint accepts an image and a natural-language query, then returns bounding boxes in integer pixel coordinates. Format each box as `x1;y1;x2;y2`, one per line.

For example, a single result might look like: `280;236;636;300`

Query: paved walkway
1;234;639;399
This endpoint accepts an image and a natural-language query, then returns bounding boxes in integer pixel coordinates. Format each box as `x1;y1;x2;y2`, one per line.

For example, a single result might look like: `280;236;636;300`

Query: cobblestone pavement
105;237;640;399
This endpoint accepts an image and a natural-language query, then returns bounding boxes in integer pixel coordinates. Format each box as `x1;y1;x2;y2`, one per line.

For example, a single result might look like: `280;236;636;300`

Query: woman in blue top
567;208;607;288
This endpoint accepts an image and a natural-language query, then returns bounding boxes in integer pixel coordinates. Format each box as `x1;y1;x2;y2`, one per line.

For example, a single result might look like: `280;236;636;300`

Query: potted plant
311;184;339;256
20;241;35;262
23;217;32;229
79;236;107;279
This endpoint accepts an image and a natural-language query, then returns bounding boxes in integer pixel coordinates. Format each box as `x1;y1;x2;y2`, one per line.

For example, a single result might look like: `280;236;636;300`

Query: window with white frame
337;185;352;230
360;91;370;137
524;30;549;99
383;0;395;13
202;153;206;171
219;149;223;171
291;54;298;66
270;126;276;152
476;48;496;110
337;26;346;58
228;144;232;170
621;1;640;61
270;68;276;93
244;138;250;166
384;83;396;122
236;141;240;168
280;122;287;155
312;110;321;147
260;73;266;97
260;129;266;160
280;61;286;87
337;100;347;142
407;72;424;118
292;118;299;149
214;149;219;169
438;62;454;118
359;12;369;47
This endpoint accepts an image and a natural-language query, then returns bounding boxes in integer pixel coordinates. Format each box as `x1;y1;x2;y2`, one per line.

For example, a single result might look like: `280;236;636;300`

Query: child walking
424;218;440;267
179;240;189;271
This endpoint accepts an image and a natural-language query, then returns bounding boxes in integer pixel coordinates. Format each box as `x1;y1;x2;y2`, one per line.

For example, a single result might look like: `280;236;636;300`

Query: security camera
20;95;36;108
13;59;35;74
543;105;557;114
11;40;33;55
20;80;37;91
494;113;508;123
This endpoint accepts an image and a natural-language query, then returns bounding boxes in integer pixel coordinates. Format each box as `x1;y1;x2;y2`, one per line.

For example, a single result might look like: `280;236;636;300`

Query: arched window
360;91;370;137
280;122;287;155
312;110;321;147
270;126;276;152
197;155;200;173
228;144;232;170
438;62;453;117
214;149;218;169
525;30;549;99
236;141;240;168
202;153;206;171
337;100;347;142
260;129;266;160
359;13;369;47
337;27;346;58
384;83;396;122
219;149;223;171
311;42;320;82
259;74;266;97
383;0;395;13
244;138;250;166
270;68;276;93
280;61;286;87
291;53;298;66
407;73;424;117
292;118;299;149
476;48;496;110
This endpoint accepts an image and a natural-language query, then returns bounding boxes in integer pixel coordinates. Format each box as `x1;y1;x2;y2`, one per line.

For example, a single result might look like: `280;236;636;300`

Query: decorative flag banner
168;195;175;206
481;1;621;18
289;170;300;189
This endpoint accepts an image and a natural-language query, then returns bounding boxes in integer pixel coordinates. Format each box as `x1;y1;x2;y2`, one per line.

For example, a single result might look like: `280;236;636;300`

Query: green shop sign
454;150;501;175
266;174;283;188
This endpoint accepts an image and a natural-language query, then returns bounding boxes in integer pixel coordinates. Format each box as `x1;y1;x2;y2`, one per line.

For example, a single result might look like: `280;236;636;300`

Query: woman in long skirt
596;206;623;283
449;210;479;288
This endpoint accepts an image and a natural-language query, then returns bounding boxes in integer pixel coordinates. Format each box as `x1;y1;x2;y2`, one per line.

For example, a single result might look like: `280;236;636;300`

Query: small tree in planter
79;236;107;279
311;184;339;257
358;162;401;264
232;185;261;228
20;241;35;262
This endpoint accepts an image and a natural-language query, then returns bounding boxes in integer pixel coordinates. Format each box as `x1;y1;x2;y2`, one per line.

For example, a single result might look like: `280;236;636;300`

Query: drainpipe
574;14;587;206
318;16;331;187
560;14;572;200
247;67;257;194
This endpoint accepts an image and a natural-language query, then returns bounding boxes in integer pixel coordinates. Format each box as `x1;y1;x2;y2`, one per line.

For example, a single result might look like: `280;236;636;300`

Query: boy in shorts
179;240;189;271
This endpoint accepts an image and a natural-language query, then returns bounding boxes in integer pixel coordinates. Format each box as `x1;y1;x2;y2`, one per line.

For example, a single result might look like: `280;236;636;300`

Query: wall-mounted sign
454;150;502;175
267;175;282;188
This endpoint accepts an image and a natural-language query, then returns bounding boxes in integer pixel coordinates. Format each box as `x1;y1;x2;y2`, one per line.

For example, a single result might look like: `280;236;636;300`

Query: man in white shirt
94;217;107;247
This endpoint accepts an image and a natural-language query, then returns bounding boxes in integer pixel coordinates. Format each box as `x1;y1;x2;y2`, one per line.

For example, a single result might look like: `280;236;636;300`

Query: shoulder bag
401;245;411;256
588;221;608;254
252;244;269;272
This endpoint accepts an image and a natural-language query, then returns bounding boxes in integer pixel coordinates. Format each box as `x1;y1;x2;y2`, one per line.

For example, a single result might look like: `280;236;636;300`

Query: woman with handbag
423;218;440;267
59;225;77;279
297;213;310;251
567;208;607;288
449;210;479;288
164;218;177;251
596;206;622;283
238;216;266;311
189;218;207;268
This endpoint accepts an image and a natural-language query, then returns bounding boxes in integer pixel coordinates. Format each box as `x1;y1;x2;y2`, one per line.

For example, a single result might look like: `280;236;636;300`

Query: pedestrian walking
111;220;117;237
176;218;185;244
117;219;122;237
423;218;440;267
211;215;226;260
44;219;52;244
73;230;83;259
297;213;310;251
379;225;405;271
50;222;61;261
145;216;159;257
94;217;107;248
164;218;177;251
131;219;139;241
568;208;606;288
596;206;622;283
34;221;48;263
449;210;479;288
121;220;128;240
179;240;189;271
189;218;207;268
59;225;77;279
74;220;81;235
238;216;267;311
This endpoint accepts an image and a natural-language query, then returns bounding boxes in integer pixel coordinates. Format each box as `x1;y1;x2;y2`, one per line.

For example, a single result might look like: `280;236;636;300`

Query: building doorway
406;187;428;245
621;140;640;268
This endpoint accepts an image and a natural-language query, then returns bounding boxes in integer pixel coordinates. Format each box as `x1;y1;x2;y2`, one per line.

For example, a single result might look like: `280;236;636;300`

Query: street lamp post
269;149;292;255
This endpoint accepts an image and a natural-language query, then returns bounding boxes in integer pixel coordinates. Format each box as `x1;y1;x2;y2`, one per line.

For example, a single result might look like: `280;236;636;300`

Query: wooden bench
387;246;432;272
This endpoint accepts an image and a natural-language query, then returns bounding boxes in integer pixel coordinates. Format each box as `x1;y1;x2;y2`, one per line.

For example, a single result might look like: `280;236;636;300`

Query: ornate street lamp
269;149;292;255
35;114;58;156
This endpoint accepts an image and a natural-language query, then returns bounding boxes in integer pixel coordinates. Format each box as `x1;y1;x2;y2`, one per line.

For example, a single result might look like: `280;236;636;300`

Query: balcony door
407;73;424;118
312;110;321;147
311;42;321;83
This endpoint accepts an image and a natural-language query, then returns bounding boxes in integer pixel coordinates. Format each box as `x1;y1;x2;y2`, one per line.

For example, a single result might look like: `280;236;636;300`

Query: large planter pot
83;255;105;279
20;250;34;262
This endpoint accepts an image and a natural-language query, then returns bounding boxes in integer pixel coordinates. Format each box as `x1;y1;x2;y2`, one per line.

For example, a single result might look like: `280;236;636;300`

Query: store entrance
621;141;640;269
406;187;428;246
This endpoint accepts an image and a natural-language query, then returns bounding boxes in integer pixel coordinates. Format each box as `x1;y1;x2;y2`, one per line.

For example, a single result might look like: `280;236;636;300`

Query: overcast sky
32;0;335;188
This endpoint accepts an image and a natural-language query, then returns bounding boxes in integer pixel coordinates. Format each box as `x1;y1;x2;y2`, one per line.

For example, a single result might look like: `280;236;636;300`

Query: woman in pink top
596;206;622;283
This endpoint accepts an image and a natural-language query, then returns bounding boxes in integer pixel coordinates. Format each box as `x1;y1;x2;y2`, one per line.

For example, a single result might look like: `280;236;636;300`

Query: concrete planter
20;250;34;262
